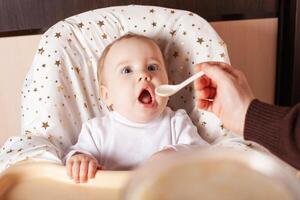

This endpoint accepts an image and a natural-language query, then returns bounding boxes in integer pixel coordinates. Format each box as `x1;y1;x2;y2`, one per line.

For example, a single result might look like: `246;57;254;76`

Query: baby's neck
110;110;164;127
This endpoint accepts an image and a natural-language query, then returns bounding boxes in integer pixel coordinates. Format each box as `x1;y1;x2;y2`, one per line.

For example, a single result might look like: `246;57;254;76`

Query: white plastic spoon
155;71;205;97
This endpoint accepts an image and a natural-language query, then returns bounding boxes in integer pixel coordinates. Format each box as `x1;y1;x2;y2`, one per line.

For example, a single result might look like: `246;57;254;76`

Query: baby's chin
125;108;165;123
116;100;168;123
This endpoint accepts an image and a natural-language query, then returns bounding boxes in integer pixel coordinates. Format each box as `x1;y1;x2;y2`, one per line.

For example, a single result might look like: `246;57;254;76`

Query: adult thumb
200;63;233;83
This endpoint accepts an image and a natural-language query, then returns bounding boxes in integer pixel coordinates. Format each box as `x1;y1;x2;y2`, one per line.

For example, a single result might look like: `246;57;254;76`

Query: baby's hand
66;153;99;183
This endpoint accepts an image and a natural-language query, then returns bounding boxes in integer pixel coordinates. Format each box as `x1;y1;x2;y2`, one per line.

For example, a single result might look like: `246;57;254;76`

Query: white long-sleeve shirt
66;107;208;170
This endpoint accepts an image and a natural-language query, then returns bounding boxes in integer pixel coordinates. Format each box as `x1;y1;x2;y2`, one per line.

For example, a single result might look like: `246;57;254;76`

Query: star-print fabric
0;5;260;172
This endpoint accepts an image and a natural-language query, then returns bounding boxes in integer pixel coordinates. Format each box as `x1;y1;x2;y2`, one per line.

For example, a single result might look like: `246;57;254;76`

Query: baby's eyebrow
115;60;130;69
148;58;162;64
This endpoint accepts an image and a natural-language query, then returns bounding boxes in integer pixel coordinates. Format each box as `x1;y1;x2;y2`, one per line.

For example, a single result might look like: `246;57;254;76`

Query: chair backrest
21;5;230;154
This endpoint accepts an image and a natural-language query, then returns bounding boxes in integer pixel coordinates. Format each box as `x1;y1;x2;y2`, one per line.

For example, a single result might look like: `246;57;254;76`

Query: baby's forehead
113;36;158;46
106;36;164;60
112;36;160;50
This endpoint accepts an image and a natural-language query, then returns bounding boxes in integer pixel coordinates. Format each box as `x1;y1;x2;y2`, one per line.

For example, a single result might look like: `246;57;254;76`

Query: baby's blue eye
148;64;158;71
121;66;132;74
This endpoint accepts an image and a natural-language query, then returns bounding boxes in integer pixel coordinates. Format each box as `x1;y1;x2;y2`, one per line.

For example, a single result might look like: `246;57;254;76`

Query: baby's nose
138;72;151;82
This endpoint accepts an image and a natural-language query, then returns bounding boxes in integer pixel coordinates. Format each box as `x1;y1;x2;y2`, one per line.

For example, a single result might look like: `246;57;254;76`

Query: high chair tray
0;161;131;200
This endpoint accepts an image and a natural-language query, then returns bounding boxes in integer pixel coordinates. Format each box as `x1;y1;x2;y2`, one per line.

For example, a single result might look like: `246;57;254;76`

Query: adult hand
194;62;255;135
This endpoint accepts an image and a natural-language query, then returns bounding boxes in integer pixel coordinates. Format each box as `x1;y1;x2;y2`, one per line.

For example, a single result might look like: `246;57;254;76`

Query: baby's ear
99;85;112;107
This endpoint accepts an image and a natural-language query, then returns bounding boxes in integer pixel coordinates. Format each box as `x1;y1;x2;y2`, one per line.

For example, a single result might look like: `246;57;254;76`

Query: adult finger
196;99;213;112
208;62;239;78
201;63;235;84
196;61;229;70
194;74;211;90
206;61;231;70
196;87;216;100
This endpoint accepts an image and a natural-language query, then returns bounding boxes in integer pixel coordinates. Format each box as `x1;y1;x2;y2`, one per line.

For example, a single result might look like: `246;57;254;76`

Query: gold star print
170;10;175;14
151;22;157;27
197;37;204;44
47;135;54;143
38;48;45;55
188;12;194;16
220;53;225;58
169;30;176;37
102;33;107;39
173;51;179;58
219;41;225;46
246;142;253;147
78;22;84;28
55;60;60;66
57;85;64;92
6;149;13;154
98;20;104;26
182;31;187;36
75;67;80;74
149;9;154;13
220;124;224;129
55;32;61;38
42;122;49;130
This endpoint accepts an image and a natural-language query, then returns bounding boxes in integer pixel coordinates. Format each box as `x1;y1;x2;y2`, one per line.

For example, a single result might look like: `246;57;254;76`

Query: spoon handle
179;71;205;89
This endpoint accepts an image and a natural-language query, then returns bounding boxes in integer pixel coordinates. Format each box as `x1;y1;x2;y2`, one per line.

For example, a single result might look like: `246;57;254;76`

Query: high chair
1;4;297;200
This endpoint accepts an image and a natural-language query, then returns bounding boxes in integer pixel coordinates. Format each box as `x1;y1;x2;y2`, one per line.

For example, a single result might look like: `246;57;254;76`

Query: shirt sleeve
64;122;101;164
244;99;300;169
167;110;209;151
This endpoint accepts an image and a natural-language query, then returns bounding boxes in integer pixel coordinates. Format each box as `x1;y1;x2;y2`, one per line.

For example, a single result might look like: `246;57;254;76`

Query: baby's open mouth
138;89;153;104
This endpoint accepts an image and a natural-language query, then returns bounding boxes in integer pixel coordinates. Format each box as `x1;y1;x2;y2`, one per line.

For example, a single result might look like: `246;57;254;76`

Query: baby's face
100;37;169;123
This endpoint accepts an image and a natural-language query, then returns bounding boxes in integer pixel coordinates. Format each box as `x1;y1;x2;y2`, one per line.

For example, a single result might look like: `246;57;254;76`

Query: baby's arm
172;109;209;150
66;153;99;183
65;121;103;183
148;110;208;162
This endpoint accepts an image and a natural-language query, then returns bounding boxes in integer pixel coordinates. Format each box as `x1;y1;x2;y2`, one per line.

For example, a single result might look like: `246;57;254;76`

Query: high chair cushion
0;5;239;171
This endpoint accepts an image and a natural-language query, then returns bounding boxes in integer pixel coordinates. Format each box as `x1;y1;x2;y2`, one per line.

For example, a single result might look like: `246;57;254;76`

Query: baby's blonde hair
97;33;164;85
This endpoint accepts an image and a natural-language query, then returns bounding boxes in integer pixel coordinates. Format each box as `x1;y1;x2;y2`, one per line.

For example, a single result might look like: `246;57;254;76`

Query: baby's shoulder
83;115;110;129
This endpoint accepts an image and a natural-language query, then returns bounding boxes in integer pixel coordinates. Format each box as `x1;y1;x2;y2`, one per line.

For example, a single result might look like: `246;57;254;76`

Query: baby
65;33;208;183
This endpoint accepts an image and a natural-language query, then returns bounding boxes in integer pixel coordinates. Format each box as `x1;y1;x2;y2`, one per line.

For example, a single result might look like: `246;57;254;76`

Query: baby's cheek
153;74;168;84
157;96;169;107
113;87;130;99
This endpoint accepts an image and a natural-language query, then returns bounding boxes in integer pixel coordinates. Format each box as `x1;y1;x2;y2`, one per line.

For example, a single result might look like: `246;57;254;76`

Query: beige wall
0;35;41;145
0;18;278;145
211;18;278;104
